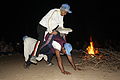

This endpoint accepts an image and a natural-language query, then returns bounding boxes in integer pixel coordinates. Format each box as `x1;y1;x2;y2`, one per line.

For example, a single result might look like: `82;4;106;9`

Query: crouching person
23;34;80;74
52;40;78;75
23;36;52;68
47;32;80;74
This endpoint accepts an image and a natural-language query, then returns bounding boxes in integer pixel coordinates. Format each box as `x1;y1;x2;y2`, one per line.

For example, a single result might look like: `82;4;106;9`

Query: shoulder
50;8;60;13
51;8;60;11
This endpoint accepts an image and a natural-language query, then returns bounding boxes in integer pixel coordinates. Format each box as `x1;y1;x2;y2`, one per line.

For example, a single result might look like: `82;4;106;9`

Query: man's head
60;4;72;16
64;43;72;56
23;35;28;41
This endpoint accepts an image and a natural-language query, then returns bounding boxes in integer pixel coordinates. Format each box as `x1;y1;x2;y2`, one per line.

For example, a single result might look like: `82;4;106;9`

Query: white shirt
39;9;64;33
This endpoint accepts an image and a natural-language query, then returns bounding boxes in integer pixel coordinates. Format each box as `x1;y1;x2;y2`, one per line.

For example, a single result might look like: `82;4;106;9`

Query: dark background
1;0;120;48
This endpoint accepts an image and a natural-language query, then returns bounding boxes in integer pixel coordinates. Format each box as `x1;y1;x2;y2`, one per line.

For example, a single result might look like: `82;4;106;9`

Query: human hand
61;70;71;75
74;67;81;71
51;31;58;35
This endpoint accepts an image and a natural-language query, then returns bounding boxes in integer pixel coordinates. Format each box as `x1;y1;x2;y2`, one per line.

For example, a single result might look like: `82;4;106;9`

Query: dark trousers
40;44;54;63
31;24;47;56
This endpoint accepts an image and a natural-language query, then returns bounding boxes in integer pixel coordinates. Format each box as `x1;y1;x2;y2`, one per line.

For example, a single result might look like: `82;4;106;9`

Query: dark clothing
45;33;66;48
37;24;47;40
40;44;54;63
31;24;47;56
39;33;66;63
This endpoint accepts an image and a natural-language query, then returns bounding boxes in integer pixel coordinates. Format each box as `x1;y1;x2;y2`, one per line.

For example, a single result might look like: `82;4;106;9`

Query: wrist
61;70;65;73
73;66;76;70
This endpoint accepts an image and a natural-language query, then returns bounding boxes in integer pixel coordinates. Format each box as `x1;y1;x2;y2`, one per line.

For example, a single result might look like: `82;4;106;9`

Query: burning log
86;36;99;57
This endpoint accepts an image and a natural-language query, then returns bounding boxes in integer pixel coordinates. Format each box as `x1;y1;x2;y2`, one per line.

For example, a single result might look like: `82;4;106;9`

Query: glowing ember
86;36;99;57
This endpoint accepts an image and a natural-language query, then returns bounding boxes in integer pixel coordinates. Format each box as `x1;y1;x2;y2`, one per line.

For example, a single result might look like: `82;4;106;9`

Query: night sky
1;0;120;48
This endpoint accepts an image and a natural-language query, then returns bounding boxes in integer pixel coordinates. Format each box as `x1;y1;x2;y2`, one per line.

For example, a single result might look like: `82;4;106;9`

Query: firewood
75;48;120;72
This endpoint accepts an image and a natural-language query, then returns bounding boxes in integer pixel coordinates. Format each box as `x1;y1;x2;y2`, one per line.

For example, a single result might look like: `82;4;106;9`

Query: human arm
67;55;81;71
48;10;63;34
55;49;71;75
66;55;76;70
61;47;79;71
50;31;58;35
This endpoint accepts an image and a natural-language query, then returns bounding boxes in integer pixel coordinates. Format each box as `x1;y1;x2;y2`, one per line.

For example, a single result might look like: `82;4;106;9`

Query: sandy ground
0;53;120;80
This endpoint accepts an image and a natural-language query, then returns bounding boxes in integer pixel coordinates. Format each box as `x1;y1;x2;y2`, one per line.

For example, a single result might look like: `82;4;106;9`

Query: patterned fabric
40;33;66;54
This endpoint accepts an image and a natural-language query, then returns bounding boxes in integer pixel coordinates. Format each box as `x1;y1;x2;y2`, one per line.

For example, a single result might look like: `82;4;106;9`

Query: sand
0;54;120;80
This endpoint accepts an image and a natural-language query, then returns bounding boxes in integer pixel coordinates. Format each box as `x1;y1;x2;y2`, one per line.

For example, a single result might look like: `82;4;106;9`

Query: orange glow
87;41;95;55
86;37;99;56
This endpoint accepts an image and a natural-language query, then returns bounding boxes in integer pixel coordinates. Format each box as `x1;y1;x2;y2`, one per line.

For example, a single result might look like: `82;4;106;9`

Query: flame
87;41;95;55
86;36;99;56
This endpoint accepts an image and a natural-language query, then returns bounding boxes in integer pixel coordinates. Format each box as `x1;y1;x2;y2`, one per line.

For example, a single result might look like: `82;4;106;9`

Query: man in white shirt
30;4;72;64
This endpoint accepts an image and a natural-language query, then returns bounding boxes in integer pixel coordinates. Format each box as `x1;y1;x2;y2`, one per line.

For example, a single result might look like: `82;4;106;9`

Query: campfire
86;36;99;57
74;37;120;72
